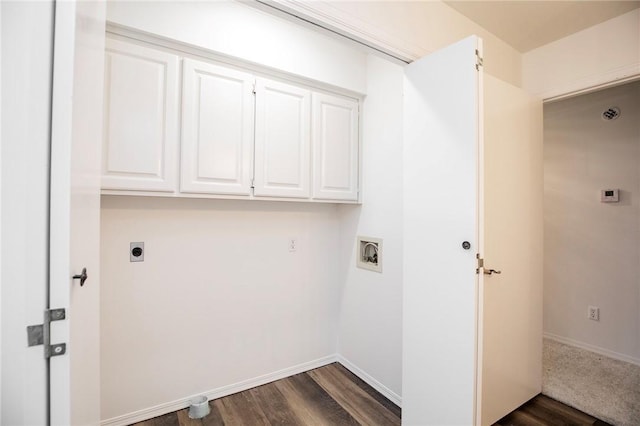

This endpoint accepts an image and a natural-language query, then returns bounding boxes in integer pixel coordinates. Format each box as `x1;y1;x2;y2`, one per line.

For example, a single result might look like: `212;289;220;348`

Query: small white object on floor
188;395;210;419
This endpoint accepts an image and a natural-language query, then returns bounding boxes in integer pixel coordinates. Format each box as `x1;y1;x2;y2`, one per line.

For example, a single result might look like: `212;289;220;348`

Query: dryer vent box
357;236;382;273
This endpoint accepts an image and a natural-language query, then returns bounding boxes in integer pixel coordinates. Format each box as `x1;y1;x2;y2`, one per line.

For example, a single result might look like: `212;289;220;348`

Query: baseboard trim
100;354;339;426
336;355;402;407
544;333;640;367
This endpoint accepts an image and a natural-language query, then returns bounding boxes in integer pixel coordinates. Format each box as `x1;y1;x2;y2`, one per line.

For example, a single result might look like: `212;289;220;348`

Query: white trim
251;0;425;63
336;355;402;407
540;63;640;103
544;333;640;367
100;355;338;426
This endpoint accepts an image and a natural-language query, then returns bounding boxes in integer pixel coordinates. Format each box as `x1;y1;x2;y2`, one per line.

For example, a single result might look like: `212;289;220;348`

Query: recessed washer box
357;236;382;273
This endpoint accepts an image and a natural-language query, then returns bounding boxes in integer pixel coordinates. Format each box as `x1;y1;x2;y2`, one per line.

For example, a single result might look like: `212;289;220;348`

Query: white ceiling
443;1;640;52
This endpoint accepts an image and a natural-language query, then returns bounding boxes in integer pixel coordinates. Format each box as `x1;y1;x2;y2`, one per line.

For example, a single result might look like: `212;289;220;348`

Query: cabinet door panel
312;93;359;201
254;78;310;198
102;39;179;192
181;59;254;195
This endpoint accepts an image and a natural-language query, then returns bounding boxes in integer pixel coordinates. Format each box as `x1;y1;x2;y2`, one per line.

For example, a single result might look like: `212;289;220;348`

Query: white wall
523;9;640;100
336;55;404;403
100;197;342;420
544;80;640;365
100;2;379;421
106;0;368;94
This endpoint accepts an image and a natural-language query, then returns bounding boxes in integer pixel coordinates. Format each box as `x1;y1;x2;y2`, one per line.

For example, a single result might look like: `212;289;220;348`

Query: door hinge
26;308;67;358
476;253;484;274
475;49;484;71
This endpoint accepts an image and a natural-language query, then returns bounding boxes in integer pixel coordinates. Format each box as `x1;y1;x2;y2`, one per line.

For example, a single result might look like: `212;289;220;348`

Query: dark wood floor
131;363;401;426
495;394;612;426
132;364;610;426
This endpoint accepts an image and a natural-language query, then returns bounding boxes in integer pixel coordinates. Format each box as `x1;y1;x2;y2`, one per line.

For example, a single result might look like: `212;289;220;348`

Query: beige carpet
543;338;640;426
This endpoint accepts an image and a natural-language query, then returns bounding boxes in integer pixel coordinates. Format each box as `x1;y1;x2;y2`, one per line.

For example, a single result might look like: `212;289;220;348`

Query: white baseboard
101;354;338;426
336;355;402;407
544;333;640;367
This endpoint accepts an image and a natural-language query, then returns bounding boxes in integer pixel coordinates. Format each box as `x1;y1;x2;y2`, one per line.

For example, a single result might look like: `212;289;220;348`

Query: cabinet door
181;59;254;195
254;78;311;198
102;39;179;192
312;93;359;201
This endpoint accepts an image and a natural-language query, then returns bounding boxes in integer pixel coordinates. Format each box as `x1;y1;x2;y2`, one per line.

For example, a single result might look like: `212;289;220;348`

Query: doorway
542;80;640;426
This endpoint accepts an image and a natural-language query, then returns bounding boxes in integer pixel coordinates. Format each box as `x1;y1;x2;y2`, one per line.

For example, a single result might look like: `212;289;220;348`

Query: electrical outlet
289;238;297;252
588;305;600;321
130;242;144;262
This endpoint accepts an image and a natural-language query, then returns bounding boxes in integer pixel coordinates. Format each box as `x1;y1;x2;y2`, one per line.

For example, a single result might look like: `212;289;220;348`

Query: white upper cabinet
181;59;255;195
254;78;311;199
312;93;359;201
102;39;179;192
102;37;360;202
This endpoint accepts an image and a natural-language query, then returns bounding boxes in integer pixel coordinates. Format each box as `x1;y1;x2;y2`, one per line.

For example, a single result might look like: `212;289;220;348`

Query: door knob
483;269;501;275
72;267;88;286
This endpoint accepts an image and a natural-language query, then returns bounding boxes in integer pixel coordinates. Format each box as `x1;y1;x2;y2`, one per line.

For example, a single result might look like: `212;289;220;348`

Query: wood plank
200;402;226;426
497;410;548;426
332;363;402;419
307;363;400;425
493;394;613;426
249;382;305;425
213;390;269;426
524;395;598;425
274;373;360;425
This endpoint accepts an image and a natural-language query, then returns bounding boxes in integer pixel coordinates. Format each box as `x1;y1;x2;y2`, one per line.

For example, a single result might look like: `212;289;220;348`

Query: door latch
476;254;502;275
26;308;67;358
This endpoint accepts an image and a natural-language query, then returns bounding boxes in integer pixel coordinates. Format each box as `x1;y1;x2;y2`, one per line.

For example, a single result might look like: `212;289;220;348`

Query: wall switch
130;242;144;262
289;238;297;252
588;305;600;321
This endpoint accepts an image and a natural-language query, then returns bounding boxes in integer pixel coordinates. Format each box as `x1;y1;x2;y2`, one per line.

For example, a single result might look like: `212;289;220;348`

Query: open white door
403;37;543;425
49;1;105;425
403;36;482;425
476;75;543;426
1;2;55;424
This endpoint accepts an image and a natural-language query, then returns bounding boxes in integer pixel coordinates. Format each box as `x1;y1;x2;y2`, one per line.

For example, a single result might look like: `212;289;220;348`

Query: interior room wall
544;80;640;364
101;1;386;422
523;9;640;100
336;54;404;403
100;197;342;421
106;0;368;94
